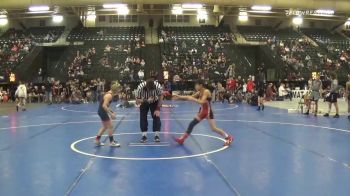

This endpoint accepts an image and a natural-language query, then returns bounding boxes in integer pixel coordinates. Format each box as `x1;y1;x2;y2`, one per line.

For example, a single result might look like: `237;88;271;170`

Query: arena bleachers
46;27;145;81
302;28;347;44
0;28;34;78
26;26;65;43
159;26;234;81
238;26;301;42
67;26;145;42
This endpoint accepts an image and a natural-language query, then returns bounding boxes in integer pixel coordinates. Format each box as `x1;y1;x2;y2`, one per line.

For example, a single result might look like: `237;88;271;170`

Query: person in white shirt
15;81;27;111
278;83;288;97
138;69;144;81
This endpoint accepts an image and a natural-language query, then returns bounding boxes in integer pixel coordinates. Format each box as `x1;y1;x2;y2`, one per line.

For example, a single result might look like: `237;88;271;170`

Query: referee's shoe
140;134;161;143
154;135;160;142
140;135;147;143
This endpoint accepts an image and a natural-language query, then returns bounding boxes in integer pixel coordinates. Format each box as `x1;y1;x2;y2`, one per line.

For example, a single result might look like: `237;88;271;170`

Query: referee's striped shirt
136;81;163;102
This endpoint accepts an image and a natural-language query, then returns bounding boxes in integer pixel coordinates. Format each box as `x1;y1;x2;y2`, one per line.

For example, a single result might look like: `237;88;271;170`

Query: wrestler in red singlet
173;79;234;146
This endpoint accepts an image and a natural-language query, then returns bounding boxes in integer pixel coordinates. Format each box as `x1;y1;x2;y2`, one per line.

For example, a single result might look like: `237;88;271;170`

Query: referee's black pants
140;101;161;132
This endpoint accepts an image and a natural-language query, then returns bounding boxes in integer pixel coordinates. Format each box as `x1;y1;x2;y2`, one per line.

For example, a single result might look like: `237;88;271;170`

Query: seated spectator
278;83;292;100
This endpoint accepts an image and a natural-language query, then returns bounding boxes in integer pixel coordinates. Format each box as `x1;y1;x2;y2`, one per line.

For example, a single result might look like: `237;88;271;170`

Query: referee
136;78;163;143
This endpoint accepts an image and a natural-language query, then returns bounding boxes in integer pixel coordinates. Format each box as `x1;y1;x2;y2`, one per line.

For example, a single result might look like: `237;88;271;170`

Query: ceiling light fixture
251;5;272;11
292;16;303;25
28;5;50;12
182;3;203;9
52;14;63;23
103;4;127;9
172;5;183;15
238;11;248;22
197;9;207;20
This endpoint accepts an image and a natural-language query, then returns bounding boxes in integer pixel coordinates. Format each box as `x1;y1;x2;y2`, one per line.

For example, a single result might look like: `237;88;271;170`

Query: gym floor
0;101;349;196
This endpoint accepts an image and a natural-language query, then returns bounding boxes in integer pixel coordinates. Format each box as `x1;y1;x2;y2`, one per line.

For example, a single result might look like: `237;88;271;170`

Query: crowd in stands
66;42;146;82
268;38;313;81
238;26;350;81
62;27;146;81
0;29;34;79
159;26;234;81
0;78;135;104
0;27;65;81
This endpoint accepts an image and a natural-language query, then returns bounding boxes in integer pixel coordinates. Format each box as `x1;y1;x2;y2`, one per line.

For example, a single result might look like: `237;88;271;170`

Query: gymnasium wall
0;14;348;32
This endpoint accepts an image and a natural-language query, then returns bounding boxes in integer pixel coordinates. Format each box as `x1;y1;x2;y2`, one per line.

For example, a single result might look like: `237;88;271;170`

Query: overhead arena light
103;4;127;9
0;14;8;26
182;3;203;9
292;16;303;25
28;5;50;12
197;9;207;20
251;5;272;11
345;18;350;26
238;11;248;22
117;7;129;15
172;5;183;15
86;11;96;21
52;14;63;23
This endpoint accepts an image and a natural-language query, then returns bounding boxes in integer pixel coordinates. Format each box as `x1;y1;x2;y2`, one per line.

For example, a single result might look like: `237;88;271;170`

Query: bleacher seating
302;28;347;44
158;26;234;80
67;27;145;42
0;29;34;78
26;26;65;43
49;27;146;81
0;27;64;43
238;26;301;42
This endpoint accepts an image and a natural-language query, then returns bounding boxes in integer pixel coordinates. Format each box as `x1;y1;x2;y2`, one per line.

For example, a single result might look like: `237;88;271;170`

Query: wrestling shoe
154;135;160;143
348;115;350;120
94;140;104;146
175;137;185;145
262;105;265;111
334;114;340;118
110;141;121;147
175;133;189;145
224;135;234;146
140;135;147;143
16;105;18;112
304;111;309;115
324;113;329;117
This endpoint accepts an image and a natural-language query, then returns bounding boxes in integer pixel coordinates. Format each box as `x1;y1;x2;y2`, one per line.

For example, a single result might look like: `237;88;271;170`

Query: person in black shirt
44;80;53;104
257;84;265;111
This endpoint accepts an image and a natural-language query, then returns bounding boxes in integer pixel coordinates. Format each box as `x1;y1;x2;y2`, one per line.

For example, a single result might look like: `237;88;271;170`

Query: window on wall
99;16;106;22
163;15;190;23
199;19;205;24
39;20;46;27
110;15;138;23
255;19;262;26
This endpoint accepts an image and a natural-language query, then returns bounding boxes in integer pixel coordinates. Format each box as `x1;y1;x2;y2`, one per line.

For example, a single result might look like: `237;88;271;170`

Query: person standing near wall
15;81;27;112
324;73;339;118
304;74;322;116
44;80;53;105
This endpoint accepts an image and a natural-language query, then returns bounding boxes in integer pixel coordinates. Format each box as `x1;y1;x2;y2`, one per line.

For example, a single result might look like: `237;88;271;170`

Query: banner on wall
285;9;334;16
292;90;309;98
